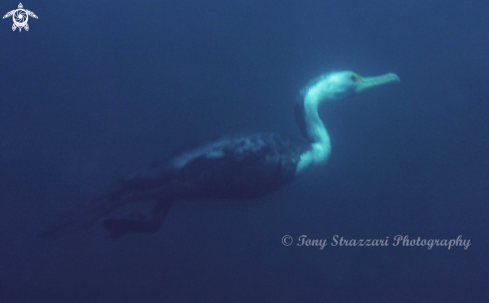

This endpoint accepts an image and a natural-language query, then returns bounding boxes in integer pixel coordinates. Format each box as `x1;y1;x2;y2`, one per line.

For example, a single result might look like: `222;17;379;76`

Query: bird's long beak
356;73;400;92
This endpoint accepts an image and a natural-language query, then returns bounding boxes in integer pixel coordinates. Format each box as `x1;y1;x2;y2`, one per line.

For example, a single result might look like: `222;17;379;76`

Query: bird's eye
350;74;358;82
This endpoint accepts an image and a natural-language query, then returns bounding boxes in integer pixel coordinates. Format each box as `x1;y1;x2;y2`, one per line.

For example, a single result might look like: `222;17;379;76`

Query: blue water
1;0;488;302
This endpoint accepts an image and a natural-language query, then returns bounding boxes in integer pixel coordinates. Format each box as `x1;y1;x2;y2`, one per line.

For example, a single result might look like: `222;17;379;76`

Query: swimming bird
39;71;399;239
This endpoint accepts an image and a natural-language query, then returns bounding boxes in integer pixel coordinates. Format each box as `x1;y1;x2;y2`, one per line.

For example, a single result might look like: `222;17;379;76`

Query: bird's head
303;71;400;105
295;70;400;172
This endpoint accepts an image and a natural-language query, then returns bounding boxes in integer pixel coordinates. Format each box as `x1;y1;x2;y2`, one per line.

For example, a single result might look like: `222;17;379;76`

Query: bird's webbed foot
100;217;161;239
100;199;173;239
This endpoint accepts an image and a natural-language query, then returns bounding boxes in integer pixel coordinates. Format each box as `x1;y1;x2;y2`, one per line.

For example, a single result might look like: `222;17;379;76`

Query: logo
3;3;37;32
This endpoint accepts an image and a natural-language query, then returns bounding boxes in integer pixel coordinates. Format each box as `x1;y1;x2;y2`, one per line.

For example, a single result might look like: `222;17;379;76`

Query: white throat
295;81;332;174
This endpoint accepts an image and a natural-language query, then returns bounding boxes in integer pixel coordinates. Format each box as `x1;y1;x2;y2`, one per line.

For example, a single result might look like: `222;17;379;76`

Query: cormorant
40;71;399;239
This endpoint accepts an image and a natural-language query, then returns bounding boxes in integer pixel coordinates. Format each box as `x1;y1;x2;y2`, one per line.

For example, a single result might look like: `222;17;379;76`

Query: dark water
1;0;488;302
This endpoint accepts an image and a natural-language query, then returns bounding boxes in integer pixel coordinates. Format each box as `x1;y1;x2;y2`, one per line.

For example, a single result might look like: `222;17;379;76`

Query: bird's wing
2;10;14;19
25;10;38;18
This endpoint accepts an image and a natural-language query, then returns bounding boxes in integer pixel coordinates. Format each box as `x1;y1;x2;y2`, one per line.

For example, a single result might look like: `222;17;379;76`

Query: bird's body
122;133;307;202
40;71;399;239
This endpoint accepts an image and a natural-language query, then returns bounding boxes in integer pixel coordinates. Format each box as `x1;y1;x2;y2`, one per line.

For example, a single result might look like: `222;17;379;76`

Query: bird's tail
38;169;176;239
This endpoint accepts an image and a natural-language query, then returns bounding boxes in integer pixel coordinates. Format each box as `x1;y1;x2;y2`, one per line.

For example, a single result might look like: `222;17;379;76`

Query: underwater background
1;0;488;302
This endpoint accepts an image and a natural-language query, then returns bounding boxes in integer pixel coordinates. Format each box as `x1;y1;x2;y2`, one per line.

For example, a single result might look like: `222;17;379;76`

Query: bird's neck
295;90;332;174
